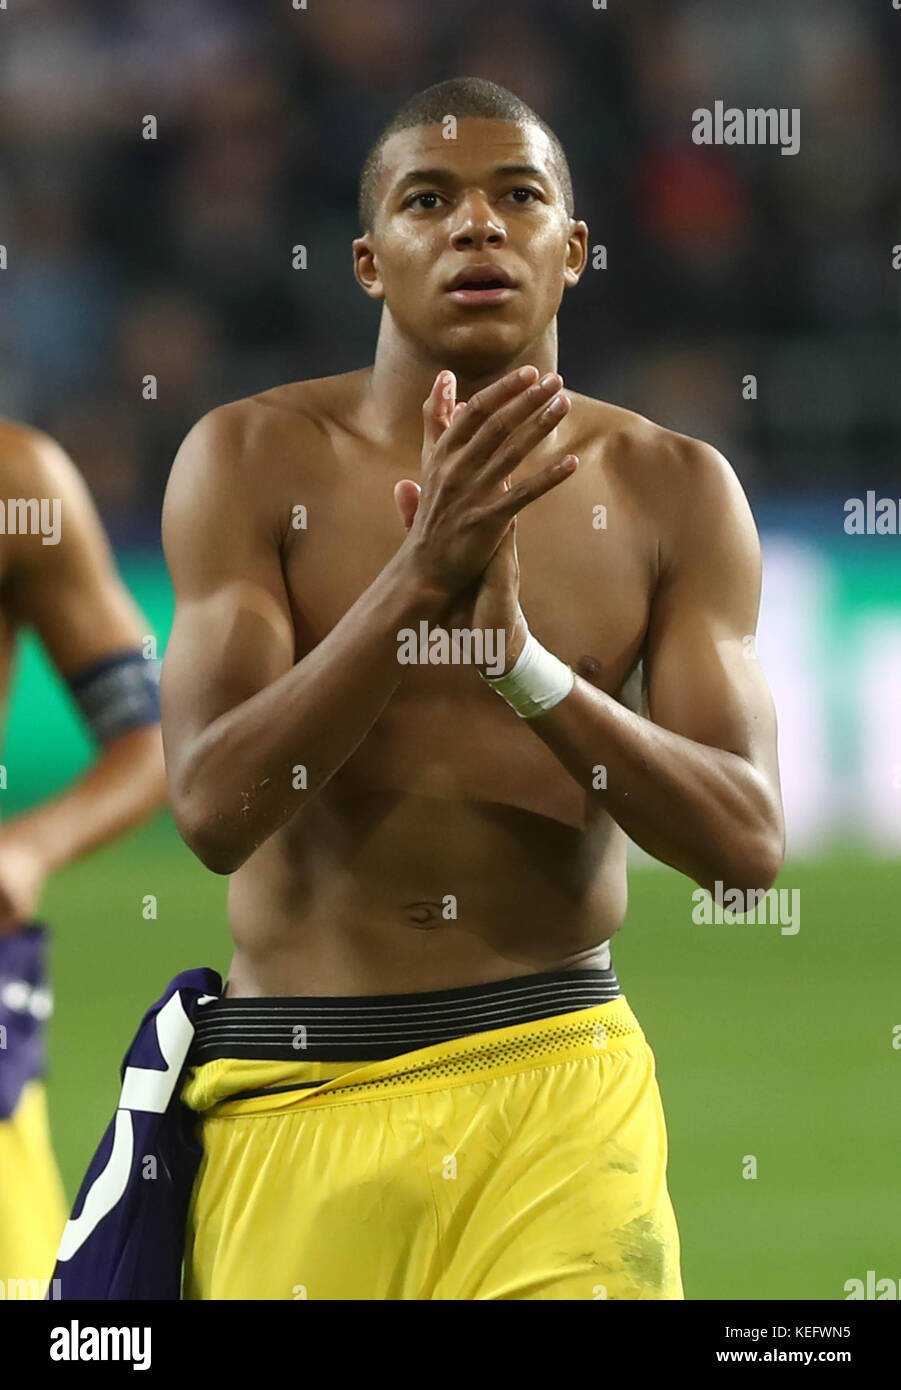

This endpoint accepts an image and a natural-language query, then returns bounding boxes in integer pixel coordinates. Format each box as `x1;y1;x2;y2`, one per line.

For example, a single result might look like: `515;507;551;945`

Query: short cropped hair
358;77;574;231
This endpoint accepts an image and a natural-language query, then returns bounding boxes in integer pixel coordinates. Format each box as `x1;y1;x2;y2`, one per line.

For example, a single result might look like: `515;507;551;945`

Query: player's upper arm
644;436;782;813
160;403;295;799
9;428;154;677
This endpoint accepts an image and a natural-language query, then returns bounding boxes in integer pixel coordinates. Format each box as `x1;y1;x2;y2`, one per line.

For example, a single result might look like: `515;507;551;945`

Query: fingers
421;371;456;451
420;362;575;543
480;384;572;484
484;454;579;522
454;372;568;471
394;479;421;530
440;364;540;450
438;371;457;428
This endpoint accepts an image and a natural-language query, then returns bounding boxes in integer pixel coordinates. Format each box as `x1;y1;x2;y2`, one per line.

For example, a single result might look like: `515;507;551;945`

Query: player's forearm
528;680;784;893
6;726;167;875
173;552;446;874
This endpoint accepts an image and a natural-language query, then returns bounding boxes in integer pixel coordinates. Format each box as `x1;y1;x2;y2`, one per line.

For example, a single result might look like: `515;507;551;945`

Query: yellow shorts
0;1080;68;1295
182;994;683;1300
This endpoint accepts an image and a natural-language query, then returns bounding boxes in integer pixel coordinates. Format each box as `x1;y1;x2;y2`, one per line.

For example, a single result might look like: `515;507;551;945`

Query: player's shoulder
182;371;366;455
169;370;368;492
249;369;368;425
571;393;737;494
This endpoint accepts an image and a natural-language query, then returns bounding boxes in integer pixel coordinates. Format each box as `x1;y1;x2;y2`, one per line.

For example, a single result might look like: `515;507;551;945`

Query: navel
403;902;446;929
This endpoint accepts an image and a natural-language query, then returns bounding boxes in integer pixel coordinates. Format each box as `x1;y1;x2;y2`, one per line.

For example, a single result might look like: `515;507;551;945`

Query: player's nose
449;194;506;250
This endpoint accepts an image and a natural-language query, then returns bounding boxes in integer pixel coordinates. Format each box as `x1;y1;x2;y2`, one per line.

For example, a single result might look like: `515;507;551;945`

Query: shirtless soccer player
0;420;167;1296
161;79;784;1301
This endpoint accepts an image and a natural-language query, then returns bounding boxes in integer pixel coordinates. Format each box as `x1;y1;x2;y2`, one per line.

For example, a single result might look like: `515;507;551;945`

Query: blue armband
67;649;161;744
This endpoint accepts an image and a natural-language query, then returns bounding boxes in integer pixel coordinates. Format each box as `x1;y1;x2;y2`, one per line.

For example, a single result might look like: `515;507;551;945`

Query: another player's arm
0;429;167;925
523;440;784;895
162;370;573;874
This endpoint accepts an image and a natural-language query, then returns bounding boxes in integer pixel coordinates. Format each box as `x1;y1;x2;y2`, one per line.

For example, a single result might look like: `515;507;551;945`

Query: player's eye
405;192;444;210
506;187;541;204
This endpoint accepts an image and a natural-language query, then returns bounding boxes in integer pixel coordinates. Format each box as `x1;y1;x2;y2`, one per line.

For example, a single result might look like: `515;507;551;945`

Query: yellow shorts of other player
0;1081;68;1297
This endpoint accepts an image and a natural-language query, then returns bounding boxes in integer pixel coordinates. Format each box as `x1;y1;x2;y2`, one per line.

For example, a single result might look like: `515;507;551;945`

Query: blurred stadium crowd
0;0;898;540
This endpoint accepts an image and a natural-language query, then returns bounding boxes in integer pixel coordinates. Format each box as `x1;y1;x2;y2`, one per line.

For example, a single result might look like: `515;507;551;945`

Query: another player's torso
226;372;662;997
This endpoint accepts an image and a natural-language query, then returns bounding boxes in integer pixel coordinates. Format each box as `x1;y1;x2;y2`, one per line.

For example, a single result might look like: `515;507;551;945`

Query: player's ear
563;219;589;288
353;235;384;301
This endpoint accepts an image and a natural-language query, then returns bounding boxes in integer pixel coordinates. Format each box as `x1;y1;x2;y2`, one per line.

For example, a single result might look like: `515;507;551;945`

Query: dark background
1;0;898;543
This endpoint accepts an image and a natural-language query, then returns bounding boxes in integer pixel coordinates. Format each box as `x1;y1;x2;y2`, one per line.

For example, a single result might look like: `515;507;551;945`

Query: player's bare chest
278;448;657;695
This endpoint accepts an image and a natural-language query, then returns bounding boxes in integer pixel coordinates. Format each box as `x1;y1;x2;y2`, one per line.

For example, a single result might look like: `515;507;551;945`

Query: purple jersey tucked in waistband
0;924;51;1120
51;967;222;1300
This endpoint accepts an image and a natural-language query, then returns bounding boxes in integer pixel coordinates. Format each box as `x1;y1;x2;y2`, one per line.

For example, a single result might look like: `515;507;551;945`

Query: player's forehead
377;119;555;199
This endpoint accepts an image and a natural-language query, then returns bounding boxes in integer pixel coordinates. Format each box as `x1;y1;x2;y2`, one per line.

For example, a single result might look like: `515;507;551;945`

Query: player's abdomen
225;783;628;996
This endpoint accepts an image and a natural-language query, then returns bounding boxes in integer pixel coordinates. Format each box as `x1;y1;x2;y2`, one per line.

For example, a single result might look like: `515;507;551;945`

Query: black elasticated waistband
188;966;622;1063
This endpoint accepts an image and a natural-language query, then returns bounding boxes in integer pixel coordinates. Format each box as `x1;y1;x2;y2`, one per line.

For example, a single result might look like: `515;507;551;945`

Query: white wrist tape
480;630;574;719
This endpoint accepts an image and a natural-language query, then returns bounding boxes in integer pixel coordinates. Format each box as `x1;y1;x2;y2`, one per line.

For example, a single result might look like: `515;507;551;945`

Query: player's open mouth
446;265;517;305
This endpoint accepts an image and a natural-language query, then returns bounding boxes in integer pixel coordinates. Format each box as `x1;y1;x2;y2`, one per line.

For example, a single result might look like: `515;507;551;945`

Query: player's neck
364;314;559;453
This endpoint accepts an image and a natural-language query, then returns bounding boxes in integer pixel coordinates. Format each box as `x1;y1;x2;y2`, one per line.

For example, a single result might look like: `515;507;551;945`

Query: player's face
358;119;587;373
